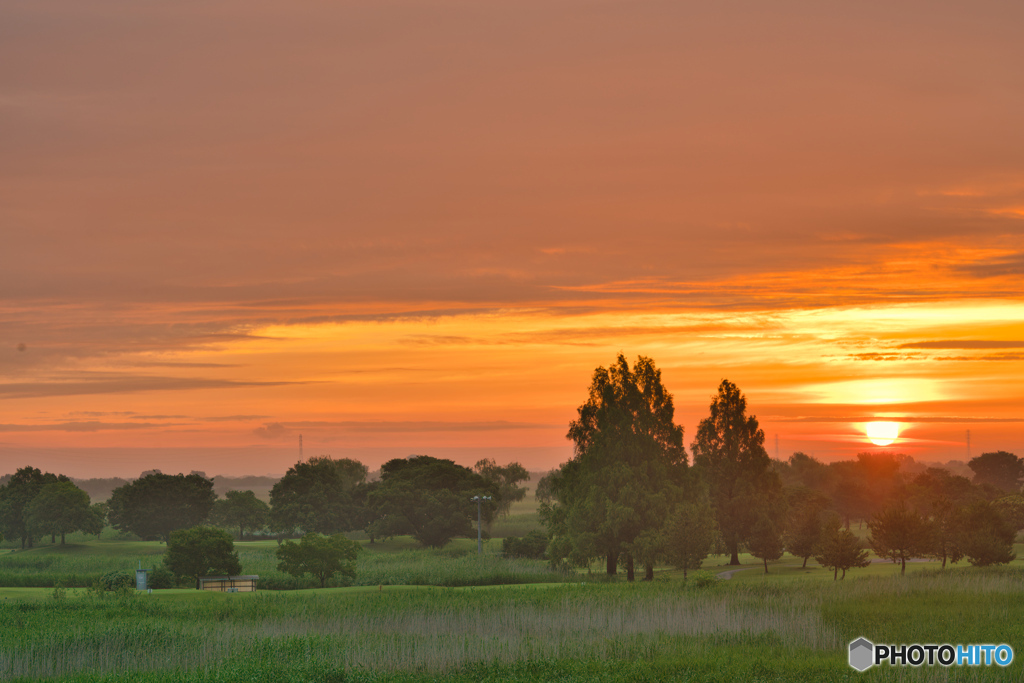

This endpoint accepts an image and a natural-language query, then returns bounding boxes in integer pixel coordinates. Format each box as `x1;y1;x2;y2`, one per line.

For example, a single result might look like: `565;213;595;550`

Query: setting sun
865;421;900;446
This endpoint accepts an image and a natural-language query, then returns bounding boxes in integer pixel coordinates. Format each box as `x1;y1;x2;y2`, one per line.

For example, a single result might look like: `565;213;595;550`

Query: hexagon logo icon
849;637;874;671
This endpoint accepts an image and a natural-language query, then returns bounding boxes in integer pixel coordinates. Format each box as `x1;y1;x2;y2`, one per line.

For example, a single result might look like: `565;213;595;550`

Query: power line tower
775;434;779;460
299;434;303;459
966;429;971;460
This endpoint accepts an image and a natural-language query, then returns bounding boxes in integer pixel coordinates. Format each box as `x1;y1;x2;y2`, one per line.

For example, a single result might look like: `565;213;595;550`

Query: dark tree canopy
815;514;870;580
367;455;498;548
690;379;779;565
211;490;270;540
276;532;359;588
868;503;927;575
968;451;1024;493
474;459;529;518
269;457;368;535
163;526;242;589
664;496;717;579
0;467;65;548
543;354;690;580
24;480;92;545
108;473;216;542
962;501;1017;567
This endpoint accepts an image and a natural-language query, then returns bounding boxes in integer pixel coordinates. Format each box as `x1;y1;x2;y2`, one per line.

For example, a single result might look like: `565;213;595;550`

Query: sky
3;0;1024;477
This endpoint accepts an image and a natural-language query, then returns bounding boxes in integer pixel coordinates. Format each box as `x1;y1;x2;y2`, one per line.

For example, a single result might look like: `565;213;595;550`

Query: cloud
900;340;1024;349
0;376;302;399
0;421;184;432
253;422;293;439
269;420;559;433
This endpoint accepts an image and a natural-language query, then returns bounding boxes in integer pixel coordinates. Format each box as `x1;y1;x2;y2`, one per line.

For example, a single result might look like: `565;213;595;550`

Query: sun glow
865;421;900;446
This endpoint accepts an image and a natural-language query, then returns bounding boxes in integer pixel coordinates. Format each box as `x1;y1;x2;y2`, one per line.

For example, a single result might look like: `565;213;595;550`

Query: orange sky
3;1;1024;477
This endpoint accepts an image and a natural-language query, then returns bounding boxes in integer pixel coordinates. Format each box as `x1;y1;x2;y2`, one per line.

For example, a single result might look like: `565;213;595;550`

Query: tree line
0;455;529;551
537;354;1022;580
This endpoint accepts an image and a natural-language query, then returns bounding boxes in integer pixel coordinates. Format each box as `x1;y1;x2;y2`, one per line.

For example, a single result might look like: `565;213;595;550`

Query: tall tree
0;467;63;548
276;532;359;588
543;354;688;580
163;526;242;589
473;459;529;519
24;481;92;545
690;379;779;565
968;451;1024;493
868;503;927;575
211;490;270;540
108;473;216;542
269;457;368;536
367;455;499;548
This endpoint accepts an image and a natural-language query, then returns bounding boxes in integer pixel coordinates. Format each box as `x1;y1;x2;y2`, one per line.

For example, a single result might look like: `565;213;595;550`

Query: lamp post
471;495;491;554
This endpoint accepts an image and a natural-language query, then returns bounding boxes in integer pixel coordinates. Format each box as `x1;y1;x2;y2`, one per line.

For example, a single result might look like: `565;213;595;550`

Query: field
3;493;1024;682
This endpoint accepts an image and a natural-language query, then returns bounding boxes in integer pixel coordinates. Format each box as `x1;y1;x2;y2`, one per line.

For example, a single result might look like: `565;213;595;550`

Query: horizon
4;1;1024;477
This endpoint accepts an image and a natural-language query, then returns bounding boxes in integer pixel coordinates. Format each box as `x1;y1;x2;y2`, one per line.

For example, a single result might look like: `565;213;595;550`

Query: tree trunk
729;537;740;566
841;568;847;579
606;552;617;575
763;557;768;574
801;556;808;568
626;555;635;582
644;563;654;581
833;566;838;580
60;532;66;545
683;566;688;580
900;557;906;575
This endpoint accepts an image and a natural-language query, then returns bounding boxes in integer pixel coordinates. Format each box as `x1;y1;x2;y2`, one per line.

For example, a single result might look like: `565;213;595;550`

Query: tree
748;516;784;573
691;379;780;565
962;501;1017;567
815;514;870;580
992;494;1024;532
24;481;92;545
269;457;367;536
664;497;717;579
0;467;63;548
968;451;1024;493
163;526;242;589
502;530;549;559
107;473;216;542
868;503;927;575
474;459;529;519
275;532;359;588
543;355;688;580
367;456;498;548
81;503;108;539
211;490;270;540
784;493;828;568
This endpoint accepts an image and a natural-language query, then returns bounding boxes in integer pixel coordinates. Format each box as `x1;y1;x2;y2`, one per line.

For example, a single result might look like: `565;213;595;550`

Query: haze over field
3;0;1024;476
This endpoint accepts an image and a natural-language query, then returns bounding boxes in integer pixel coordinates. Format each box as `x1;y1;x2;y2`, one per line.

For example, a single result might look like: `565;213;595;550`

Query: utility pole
299;434;303;459
471;495;492;554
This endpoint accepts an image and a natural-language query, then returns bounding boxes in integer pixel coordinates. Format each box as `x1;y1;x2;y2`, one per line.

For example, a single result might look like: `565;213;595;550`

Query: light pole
471;495;491;554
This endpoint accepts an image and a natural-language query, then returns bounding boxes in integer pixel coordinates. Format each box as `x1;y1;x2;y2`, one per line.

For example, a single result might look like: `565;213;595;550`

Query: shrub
99;570;133;591
502;531;548;559
148;565;177;589
688;570;720;588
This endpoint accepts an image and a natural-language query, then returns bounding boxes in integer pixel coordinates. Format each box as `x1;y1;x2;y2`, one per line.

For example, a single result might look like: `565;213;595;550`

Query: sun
865;421;900;446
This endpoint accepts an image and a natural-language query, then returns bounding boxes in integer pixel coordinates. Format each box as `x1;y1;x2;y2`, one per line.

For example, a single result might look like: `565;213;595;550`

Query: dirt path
716;558;932;579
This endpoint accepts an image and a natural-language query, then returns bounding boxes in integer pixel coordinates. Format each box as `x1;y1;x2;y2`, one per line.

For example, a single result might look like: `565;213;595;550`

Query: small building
198;575;259;592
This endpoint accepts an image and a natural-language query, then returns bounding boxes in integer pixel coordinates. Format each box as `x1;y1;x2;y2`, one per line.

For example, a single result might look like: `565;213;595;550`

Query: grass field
2;567;1023;682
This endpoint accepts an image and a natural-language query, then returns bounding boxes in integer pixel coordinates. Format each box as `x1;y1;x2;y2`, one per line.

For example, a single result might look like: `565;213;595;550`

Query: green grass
2;568;1023;682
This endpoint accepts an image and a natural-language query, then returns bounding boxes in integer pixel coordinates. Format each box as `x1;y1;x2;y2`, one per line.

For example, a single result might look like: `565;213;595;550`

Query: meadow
3;493;1024;682
2;568;1023;682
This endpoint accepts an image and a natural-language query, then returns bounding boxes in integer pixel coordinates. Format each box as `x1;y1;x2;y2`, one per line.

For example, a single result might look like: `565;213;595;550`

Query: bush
148;565;177;589
99;570;133;591
502;531;548;559
688;570;720;588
